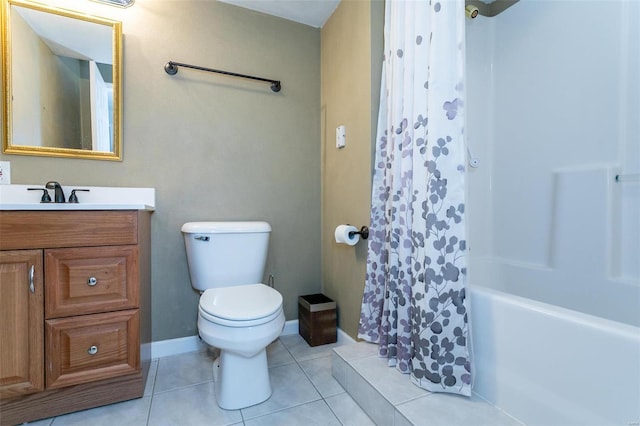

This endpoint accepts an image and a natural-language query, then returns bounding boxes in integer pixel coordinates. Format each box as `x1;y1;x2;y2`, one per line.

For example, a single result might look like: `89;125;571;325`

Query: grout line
145;394;153;426
394;407;412;426
151;379;214;396
240;337;343;425
145;360;158;426
296;353;326;398
241;397;326;424
149;359;159;396
320;397;346;426
288;337;346;425
239;403;246;424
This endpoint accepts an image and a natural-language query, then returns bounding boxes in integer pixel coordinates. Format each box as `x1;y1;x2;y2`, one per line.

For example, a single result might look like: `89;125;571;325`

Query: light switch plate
0;161;10;185
336;125;346;149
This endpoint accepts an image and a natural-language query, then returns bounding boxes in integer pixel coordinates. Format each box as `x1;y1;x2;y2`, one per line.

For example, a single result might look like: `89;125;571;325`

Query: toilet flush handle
195;236;210;242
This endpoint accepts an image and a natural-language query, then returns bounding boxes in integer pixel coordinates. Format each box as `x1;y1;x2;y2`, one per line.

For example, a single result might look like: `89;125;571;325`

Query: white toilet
181;221;285;410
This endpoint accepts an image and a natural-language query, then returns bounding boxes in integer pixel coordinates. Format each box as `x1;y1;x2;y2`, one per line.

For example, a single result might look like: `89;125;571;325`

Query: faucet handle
68;189;90;203
27;188;52;203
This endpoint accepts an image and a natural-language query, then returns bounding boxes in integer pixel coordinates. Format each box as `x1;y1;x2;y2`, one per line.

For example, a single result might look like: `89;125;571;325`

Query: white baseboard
281;319;299;336
282;320;356;344
151;335;207;359
151;319;356;359
337;327;356;344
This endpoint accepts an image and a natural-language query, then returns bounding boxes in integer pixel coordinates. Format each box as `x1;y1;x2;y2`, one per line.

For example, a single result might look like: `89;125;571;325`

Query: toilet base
215;348;272;410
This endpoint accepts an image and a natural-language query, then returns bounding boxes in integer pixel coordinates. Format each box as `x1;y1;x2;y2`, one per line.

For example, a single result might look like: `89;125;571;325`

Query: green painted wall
320;0;384;338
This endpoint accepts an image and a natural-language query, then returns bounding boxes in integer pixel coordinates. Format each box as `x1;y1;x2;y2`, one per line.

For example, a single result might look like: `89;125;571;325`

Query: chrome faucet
45;181;65;203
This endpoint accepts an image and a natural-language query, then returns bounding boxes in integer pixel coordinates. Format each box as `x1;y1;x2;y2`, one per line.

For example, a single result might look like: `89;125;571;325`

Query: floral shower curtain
358;0;471;396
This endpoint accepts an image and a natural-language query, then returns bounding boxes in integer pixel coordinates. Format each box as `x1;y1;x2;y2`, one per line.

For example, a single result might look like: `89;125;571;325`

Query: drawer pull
87;276;98;286
87;345;99;355
29;265;35;293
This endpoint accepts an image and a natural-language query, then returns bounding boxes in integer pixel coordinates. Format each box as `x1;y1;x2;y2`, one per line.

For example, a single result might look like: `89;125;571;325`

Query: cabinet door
0;250;44;399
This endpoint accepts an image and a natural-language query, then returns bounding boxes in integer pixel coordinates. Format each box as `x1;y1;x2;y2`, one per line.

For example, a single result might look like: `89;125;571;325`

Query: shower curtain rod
466;0;519;17
164;61;281;92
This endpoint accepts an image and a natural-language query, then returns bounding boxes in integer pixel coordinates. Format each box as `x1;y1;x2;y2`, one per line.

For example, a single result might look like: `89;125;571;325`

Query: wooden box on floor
298;294;337;346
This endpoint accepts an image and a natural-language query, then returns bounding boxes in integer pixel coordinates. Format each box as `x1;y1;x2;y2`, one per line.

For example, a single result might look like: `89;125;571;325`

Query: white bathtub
469;284;640;426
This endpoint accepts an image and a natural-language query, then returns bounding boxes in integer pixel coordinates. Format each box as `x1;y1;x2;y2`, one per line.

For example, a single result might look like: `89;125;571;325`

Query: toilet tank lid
182;221;271;234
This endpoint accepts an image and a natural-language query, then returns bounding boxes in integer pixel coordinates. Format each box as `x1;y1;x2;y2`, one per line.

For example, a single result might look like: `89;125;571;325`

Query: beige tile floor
25;334;375;426
22;335;524;426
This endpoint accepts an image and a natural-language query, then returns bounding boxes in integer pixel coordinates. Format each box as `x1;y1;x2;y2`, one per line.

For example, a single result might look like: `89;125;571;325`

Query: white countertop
0;184;155;211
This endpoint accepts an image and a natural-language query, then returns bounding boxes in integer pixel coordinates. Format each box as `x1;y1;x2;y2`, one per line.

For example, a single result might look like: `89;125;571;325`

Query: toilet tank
182;221;271;291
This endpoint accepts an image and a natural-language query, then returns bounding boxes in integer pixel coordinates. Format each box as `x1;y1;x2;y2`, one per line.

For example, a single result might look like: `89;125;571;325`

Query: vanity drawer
45;246;139;319
45;310;139;389
0;211;138;250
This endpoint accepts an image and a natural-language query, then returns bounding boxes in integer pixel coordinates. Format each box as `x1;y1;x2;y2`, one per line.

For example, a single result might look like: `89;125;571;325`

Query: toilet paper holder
348;225;369;240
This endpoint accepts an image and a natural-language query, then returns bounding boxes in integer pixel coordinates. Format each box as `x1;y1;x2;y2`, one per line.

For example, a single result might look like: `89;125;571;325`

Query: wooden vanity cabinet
0;210;151;426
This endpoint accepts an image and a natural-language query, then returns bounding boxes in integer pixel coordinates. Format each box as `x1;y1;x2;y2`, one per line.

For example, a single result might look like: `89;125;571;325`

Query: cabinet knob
87;276;98;286
87;345;98;355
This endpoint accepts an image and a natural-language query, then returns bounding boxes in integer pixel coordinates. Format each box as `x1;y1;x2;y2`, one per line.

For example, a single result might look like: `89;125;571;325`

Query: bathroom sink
0;185;155;211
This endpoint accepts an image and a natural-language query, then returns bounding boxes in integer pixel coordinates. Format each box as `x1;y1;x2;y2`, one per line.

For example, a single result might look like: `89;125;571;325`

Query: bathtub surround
465;0;640;423
358;0;471;396
466;0;639;320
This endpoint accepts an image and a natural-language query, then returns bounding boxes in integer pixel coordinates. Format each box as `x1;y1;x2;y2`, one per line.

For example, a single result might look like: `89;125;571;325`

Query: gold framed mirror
1;0;122;160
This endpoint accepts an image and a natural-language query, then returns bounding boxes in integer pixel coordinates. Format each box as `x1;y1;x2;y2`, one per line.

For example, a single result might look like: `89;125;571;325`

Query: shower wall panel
466;0;639;322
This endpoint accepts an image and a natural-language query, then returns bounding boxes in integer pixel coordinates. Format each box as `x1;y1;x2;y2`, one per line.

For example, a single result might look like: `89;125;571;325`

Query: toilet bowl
197;283;285;409
181;221;284;410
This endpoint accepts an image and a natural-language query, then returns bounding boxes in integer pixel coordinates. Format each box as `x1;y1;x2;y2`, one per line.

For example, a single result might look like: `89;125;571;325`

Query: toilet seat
199;283;283;327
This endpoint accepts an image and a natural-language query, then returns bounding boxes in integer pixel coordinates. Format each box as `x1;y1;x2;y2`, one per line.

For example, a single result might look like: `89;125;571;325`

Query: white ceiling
218;0;341;28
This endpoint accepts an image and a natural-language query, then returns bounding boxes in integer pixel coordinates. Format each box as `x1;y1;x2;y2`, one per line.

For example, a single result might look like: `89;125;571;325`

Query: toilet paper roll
335;225;360;246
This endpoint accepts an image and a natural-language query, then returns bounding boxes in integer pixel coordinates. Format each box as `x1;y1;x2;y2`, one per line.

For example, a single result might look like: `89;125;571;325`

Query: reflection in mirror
91;0;135;7
1;0;122;160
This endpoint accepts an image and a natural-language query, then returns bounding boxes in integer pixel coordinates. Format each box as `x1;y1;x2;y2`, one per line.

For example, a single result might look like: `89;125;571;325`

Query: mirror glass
1;0;122;160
